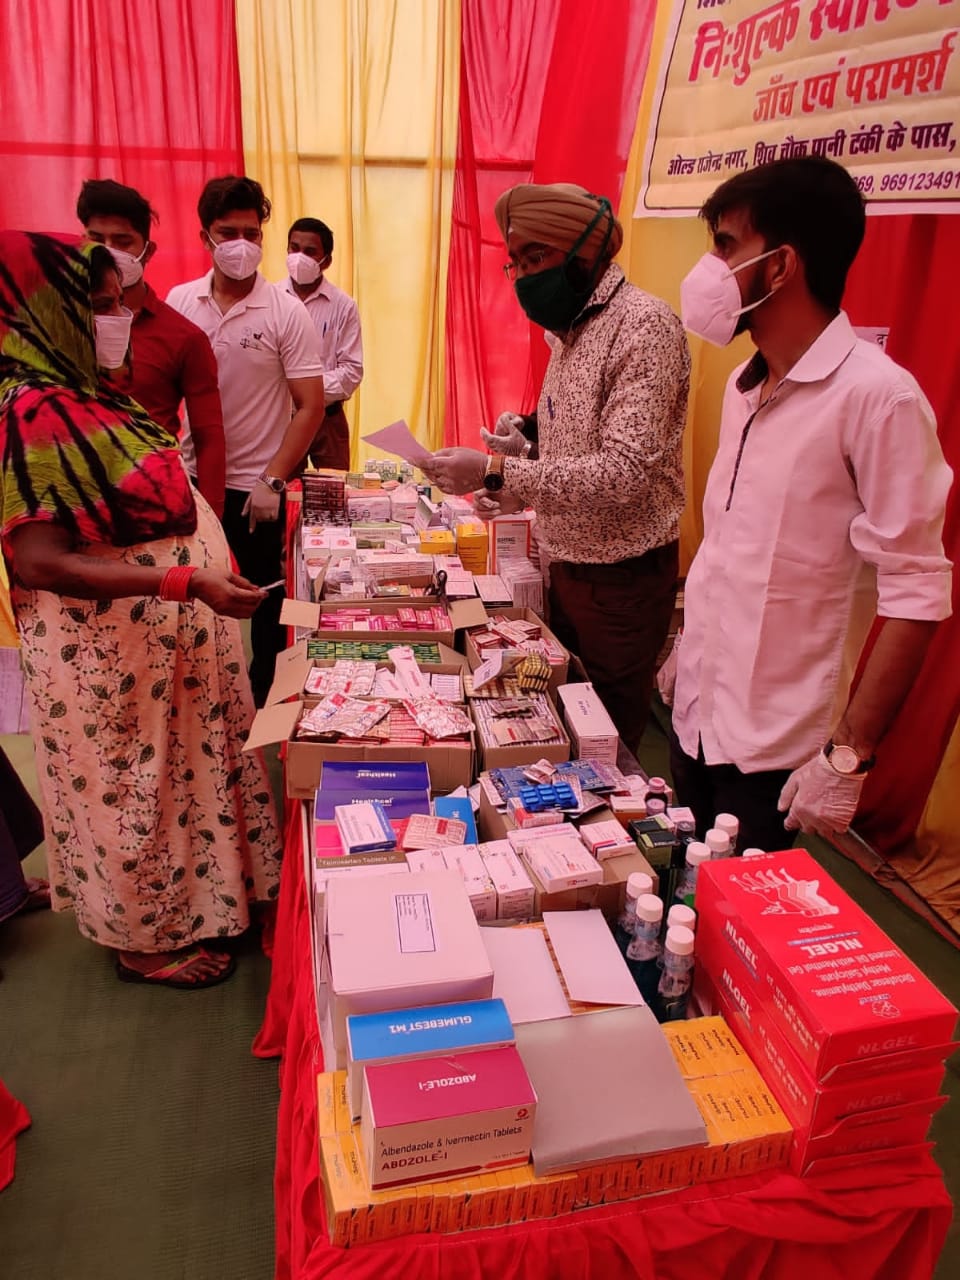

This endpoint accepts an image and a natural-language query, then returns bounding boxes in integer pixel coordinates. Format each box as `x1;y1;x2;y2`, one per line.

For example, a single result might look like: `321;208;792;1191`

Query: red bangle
158;566;197;602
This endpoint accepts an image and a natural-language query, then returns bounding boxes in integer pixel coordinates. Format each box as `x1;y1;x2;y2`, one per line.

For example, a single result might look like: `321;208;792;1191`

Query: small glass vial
618;871;655;937
657;924;696;1021
627;894;664;962
713;812;740;855
705;827;732;859
677;842;711;907
666;903;697;934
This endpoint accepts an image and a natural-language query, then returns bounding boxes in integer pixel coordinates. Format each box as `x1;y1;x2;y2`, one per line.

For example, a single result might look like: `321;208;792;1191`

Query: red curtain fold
843;216;960;853
445;0;656;446
0;0;244;300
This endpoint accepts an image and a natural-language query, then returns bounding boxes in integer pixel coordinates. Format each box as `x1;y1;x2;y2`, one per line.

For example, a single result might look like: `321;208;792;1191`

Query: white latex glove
656;630;682;707
778;752;865;837
420;447;488;495
480;412;527;457
472;488;526;521
242;479;282;532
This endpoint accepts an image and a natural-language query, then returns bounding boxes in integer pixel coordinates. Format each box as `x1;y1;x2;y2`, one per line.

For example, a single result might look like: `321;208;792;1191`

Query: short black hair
288;217;333;256
88;243;122;292
700;157;865;312
76;179;156;242
197;175;271;230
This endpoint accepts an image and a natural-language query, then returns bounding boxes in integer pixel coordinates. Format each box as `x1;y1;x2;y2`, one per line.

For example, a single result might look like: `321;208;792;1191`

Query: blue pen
322;322;328;336
547;395;555;420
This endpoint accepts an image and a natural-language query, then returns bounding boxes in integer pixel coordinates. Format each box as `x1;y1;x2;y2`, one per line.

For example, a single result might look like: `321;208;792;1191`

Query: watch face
829;744;860;774
483;472;505;492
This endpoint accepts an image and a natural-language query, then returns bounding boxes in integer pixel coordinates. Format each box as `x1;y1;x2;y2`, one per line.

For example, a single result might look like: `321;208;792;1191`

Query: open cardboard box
281;595;487;649
470;694;571;771
263;639;469;706
464;607;570;692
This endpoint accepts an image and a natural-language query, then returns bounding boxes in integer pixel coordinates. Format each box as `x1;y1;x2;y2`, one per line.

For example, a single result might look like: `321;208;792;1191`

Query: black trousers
221;487;286;707
548;541;679;756
667;726;796;854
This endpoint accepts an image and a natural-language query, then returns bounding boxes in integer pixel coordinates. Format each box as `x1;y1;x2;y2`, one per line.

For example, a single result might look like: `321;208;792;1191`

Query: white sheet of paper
362;419;433;465
480;926;571;1024
543;910;644;1008
471;650;504;691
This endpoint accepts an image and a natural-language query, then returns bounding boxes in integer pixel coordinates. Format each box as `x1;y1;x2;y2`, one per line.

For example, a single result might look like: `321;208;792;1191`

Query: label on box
395;893;437;954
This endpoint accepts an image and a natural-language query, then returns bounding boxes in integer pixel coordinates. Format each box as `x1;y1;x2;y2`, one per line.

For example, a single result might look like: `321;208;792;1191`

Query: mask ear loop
728;246;784;318
563;196;615;295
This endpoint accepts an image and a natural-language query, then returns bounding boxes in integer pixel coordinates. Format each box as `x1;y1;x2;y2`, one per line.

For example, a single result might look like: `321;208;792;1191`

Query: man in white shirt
167;176;325;704
280;217;363;471
670;156;952;852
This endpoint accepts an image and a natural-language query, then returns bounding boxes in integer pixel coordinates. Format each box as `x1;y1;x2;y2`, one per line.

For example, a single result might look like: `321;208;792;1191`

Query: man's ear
142;241;157;267
770;243;799;289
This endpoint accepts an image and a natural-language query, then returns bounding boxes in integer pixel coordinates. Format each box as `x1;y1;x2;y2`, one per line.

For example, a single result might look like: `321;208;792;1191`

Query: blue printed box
346;997;515;1120
319;761;431;794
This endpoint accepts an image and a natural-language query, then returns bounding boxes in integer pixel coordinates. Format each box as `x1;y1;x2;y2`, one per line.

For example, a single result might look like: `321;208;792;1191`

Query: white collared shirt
166;271;324;489
674;311;953;773
277;276;363;405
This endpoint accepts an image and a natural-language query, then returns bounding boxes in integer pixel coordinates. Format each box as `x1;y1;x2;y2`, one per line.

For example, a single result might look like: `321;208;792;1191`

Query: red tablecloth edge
0;1080;31;1193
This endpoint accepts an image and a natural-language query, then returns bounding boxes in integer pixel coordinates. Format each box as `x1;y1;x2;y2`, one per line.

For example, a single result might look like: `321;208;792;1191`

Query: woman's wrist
158;565;198;602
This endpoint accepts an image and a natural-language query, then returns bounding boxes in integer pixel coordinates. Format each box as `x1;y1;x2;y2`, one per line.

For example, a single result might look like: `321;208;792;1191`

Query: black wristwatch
258;474;286;494
823;739;876;775
483;455;505;492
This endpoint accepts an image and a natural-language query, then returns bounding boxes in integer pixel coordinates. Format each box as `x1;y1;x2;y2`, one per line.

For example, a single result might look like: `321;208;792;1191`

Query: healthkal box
361;1045;536;1190
695;850;957;1080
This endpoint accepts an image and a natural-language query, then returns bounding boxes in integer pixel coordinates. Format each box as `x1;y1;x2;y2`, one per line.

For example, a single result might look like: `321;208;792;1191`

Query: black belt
326;402;345;417
558;540;678;584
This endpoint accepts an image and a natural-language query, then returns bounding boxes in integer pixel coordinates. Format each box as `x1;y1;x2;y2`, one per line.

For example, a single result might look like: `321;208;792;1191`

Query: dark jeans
221;487;286;707
549;541;679;755
668;727;795;853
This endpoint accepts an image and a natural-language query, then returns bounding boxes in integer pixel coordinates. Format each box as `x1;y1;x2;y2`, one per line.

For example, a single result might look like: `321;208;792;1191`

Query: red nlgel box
695;850;957;1080
694;965;949;1173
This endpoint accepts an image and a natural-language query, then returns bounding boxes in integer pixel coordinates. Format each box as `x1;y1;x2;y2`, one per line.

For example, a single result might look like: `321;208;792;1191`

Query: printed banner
637;0;960;215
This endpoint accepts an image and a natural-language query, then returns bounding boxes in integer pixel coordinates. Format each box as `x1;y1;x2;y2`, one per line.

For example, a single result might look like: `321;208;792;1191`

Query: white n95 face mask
286;251;323;286
210;237;262;281
108;245;148;289
680;248;780;346
95;307;134;369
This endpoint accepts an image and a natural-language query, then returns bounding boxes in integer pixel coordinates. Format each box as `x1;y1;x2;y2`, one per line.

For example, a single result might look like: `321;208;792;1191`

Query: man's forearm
266;406;325;480
833;617;939;756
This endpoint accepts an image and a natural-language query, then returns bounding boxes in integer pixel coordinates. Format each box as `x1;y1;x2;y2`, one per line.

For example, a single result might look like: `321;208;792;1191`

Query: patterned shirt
503;263;689;564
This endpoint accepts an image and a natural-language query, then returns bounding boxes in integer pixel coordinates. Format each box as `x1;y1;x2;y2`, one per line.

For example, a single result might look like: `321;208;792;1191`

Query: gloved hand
472;488;526;521
778;751;866;838
480;412;528;457
242;479;282;532
656;630;681;707
420;447;488;495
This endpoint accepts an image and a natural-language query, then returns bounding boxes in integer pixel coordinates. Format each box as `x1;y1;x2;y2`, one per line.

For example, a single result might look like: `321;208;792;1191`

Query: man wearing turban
422;182;690;753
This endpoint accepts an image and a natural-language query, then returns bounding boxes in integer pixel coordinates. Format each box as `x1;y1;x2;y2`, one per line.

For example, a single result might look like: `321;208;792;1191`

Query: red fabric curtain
444;0;656;447
0;0;244;300
843;216;960;853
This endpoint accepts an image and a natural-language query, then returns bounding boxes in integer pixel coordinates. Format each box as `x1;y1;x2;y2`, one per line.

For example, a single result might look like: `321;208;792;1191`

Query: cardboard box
471;696;571;772
478;843;536;920
324;870;494;1069
464;608;570;692
696;851;958;1080
282;595;488;649
360;1045;536;1189
263;638;469;706
556;683;619;766
346;997;515;1121
518;837;602;895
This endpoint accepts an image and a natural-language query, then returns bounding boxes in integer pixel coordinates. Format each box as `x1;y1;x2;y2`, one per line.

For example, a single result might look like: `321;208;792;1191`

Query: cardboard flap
436;643;468;670
244;701;300;751
266;640;311;704
280;597;322;630
544;910;644;1008
449;597;488;630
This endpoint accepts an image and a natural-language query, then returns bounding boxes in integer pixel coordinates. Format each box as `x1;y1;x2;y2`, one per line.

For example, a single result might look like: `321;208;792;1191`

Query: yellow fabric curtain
234;0;460;467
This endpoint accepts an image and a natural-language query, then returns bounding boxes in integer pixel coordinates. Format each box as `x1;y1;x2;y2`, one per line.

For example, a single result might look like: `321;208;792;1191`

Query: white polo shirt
277;276;363;405
166;271;324;489
673;311;953;774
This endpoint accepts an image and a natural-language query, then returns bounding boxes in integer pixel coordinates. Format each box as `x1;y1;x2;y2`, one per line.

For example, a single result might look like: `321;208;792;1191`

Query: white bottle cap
626;872;655;900
635;893;664;924
741;848;767;859
685;841;711;867
664;924;696;956
647;776;667;790
714;813;740;838
667;904;697;931
705;828;731;856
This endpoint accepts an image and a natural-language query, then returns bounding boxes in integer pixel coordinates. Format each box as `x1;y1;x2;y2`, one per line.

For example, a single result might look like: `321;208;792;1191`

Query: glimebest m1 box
361;1045;536;1190
696;850;957;1080
346;997;515;1120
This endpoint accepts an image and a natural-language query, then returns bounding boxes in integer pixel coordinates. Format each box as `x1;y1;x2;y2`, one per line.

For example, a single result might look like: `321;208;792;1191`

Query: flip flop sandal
115;949;237;990
19;877;51;913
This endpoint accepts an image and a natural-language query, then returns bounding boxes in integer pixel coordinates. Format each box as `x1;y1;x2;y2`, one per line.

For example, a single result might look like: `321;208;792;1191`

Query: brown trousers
307;403;350;471
548;541;679;755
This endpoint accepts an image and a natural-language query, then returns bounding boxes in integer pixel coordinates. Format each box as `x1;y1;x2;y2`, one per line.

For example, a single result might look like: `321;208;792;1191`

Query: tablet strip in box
346;997;514;1120
361;1045;536;1190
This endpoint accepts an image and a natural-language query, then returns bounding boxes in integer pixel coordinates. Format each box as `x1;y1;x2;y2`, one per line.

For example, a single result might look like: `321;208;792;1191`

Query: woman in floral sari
0;230;281;988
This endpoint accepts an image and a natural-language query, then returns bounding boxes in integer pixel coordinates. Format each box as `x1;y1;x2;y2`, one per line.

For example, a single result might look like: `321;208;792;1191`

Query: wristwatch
258;474;286;494
823;739;876;775
483;454;505;492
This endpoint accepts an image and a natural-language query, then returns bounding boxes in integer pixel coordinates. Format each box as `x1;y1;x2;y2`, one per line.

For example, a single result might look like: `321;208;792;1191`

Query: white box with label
325;870;495;1068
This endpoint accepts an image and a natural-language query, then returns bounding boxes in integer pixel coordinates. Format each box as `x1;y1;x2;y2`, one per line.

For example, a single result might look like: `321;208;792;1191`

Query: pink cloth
0;1080;30;1192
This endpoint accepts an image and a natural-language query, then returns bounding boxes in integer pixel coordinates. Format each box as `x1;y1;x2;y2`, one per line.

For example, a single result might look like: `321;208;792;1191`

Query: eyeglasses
502;247;558;281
